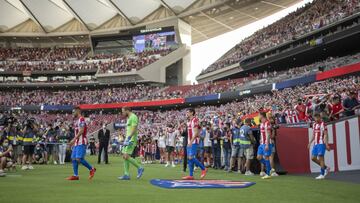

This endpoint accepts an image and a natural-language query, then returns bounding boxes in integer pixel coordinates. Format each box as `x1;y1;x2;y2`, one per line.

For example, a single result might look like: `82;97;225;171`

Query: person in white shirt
157;128;166;164
176;134;183;165
203;123;212;167
165;124;177;167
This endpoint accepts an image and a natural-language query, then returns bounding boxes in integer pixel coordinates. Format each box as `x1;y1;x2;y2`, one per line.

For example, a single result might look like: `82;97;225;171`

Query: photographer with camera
44;124;59;165
4;117;23;165
21;118;38;170
33;143;46;164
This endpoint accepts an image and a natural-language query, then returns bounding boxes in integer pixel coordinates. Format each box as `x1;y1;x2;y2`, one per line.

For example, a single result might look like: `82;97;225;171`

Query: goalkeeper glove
123;137;132;146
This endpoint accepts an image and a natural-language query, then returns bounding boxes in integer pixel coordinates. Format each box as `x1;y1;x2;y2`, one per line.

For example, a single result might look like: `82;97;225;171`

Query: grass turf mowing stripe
0;156;359;203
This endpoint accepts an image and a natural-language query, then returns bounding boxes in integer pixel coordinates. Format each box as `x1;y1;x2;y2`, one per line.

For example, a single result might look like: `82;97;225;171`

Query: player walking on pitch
66;107;96;181
257;112;272;179
118;107;144;180
308;113;331;180
182;108;207;180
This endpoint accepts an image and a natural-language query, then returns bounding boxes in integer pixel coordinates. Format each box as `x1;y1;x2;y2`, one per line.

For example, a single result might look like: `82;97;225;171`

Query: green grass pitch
0;156;359;203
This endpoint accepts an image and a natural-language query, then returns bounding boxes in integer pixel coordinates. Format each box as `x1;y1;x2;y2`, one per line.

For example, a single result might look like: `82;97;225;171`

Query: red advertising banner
79;98;185;110
316;62;360;81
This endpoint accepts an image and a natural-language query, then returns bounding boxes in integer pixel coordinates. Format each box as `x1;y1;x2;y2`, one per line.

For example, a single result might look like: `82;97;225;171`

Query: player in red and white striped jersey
74;117;87;146
182;108;207;180
66;107;96;181
257;112;273;179
308;113;331;180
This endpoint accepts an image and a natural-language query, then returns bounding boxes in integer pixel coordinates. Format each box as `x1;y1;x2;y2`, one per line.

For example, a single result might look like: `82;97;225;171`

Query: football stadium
0;0;360;202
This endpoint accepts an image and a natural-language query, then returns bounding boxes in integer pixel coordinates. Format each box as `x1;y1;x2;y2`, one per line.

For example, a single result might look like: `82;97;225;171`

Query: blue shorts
312;144;326;157
71;145;86;159
187;144;198;158
257;144;273;157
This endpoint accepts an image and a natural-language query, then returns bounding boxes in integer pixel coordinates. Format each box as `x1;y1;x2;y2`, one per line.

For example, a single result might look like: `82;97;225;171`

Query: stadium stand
16;73;358;149
0;0;359;186
200;0;360;75
1;52;359;105
0;85;161;106
0;47;175;73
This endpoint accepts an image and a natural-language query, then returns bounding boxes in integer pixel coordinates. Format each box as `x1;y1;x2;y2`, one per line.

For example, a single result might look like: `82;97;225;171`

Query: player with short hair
267;113;279;177
182;108;207;180
118;107;144;180
308;113;330;180
257;112;272;179
66;107;96;181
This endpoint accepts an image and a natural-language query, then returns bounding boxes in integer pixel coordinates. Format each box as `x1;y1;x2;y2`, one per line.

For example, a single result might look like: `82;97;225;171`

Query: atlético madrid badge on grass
150;179;256;189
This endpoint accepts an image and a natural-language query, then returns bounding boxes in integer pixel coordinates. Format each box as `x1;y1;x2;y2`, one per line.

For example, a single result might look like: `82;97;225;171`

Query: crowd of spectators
96;48;174;73
1;51;360;106
119;75;360;171
185;77;353;122
0;46;89;62
0;47;51;61
47;47;89;61
87;76;358;145
0;75;358;176
201;0;360;75
0;61;97;72
151;52;360;100
0;47;174;73
0;85;161;106
0;46;91;72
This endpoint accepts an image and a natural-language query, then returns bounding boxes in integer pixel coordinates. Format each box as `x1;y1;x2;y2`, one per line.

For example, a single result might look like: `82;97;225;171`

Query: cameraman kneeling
34;143;46;164
0;139;13;176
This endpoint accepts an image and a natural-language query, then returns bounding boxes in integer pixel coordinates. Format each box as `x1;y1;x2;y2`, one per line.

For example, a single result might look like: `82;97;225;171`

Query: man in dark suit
98;123;110;164
211;126;222;169
180;122;188;172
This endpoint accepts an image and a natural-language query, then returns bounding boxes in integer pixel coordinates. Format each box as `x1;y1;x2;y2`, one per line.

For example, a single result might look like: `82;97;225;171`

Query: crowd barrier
316;62;360;81
78;98;185;110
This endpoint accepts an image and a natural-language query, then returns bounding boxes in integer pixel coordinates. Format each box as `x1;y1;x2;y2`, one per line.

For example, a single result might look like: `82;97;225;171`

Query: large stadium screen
133;31;176;53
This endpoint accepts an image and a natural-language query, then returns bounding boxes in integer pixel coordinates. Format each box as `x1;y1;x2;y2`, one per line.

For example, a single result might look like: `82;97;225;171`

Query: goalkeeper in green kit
118;107;144;180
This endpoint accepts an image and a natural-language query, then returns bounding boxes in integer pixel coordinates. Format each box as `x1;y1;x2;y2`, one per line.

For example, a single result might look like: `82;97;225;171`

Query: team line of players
66;107;330;181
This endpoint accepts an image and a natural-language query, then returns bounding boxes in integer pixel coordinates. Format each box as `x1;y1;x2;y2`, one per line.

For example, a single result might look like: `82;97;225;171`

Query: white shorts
158;143;166;149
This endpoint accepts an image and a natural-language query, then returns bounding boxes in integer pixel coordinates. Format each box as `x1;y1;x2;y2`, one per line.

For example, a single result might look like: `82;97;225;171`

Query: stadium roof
0;0;301;44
